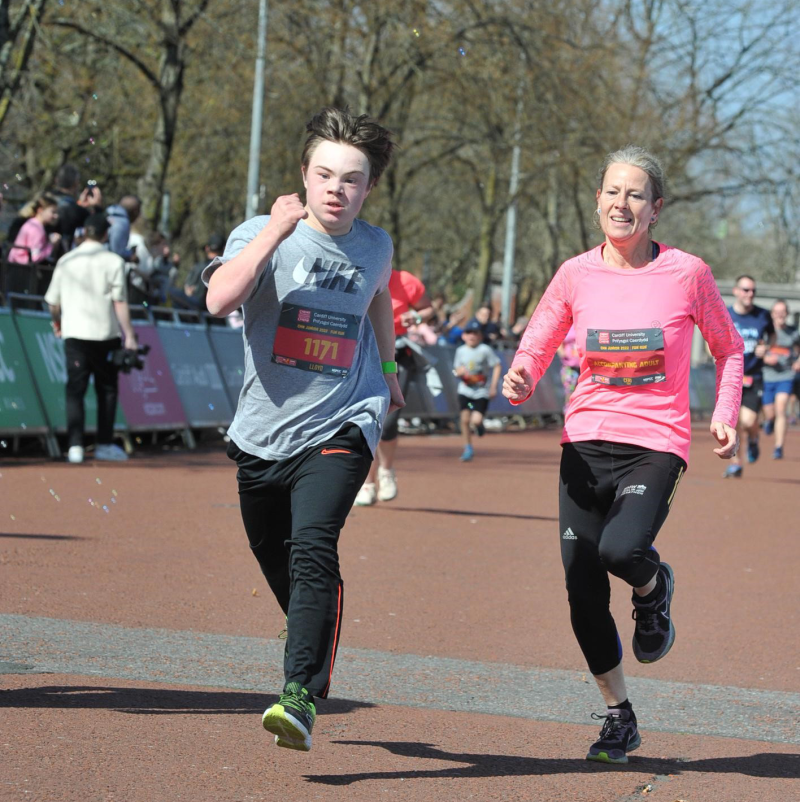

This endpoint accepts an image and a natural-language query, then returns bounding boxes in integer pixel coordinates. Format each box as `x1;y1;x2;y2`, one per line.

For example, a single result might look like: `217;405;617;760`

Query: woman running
503;146;743;763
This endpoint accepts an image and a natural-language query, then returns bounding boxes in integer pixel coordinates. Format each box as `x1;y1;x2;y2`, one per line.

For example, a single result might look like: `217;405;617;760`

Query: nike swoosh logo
320;448;352;455
293;257;310;285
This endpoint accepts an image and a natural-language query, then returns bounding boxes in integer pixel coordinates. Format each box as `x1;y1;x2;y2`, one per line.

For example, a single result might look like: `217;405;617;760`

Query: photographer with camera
51;164;103;252
45;212;137;463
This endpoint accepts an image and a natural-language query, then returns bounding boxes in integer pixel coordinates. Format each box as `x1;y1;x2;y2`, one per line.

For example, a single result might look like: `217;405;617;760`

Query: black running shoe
586;707;641;764
632;562;675;663
475;421;486;437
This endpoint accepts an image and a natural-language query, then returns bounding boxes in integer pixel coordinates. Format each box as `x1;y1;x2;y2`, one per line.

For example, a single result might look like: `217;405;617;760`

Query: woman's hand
502;366;531;402
710;420;739;459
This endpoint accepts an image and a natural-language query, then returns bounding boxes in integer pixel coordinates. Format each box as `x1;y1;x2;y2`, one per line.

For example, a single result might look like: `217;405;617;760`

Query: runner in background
503;146;743;764
204;108;403;753
724;276;773;478
557;324;580;414
453;321;501;461
761;299;800;460
354;268;434;506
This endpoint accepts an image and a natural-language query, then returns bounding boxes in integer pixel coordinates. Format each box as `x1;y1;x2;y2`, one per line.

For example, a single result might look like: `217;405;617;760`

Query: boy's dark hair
301;107;395;187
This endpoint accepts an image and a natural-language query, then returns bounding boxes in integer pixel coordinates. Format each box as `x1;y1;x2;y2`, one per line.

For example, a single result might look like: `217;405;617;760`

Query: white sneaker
95;443;129;462
67;446;84;464
353;482;377;506
377;467;398;501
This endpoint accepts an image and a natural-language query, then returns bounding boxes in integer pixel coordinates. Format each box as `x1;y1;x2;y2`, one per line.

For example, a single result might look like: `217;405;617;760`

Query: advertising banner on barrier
206;327;245;411
118;323;187;430
0;308;49;434
155;324;234;428
12;309;126;433
399;345;565;419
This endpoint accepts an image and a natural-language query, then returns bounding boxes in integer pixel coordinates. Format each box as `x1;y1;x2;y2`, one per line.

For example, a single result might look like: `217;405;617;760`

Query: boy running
454;322;501;461
204;108;403;752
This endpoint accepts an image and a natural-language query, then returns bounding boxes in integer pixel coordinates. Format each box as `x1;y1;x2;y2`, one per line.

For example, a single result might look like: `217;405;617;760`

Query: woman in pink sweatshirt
8;194;61;265
504;146;743;764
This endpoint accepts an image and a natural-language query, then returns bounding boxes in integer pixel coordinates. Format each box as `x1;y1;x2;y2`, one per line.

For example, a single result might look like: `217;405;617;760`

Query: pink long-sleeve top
511;243;744;465
8;218;53;265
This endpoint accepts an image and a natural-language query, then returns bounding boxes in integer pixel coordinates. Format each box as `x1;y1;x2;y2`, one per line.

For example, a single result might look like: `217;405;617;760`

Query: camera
111;344;151;373
85;179;97;198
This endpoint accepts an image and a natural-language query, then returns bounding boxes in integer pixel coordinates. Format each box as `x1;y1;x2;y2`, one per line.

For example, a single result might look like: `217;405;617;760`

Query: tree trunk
0;0;48;134
471;161;498;305
138;35;184;228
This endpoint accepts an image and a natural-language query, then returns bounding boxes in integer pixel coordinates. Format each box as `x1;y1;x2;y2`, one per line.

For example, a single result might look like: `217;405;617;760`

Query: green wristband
381;361;398;374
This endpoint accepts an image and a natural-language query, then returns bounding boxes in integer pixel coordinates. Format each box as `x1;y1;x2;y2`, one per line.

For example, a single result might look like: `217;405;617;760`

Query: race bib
272;303;360;378
586;328;666;386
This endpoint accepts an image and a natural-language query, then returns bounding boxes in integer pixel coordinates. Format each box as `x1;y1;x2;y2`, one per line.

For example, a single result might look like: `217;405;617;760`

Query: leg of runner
470;408;487;439
249;425;371;752
740;405;760;464
725;398;753;477
459;407;473;461
559;443;639;763
560;442;684;763
773;391;790;458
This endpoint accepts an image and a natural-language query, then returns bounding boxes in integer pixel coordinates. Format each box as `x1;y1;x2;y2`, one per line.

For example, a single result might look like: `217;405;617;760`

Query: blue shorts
762;380;795;405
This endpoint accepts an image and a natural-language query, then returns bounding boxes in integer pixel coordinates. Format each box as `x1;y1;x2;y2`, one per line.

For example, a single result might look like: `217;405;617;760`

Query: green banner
12;310;126;433
0;308;49;434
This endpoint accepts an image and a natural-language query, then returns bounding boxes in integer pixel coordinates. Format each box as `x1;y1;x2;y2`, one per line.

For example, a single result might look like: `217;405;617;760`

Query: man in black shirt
51;164;104;251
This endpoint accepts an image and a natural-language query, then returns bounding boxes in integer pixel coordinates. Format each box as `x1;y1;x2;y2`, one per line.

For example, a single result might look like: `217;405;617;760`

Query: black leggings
228;424;372;698
559;441;685;676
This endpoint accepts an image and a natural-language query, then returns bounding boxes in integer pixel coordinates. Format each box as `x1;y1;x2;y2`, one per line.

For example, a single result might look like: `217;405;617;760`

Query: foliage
1;0;798;297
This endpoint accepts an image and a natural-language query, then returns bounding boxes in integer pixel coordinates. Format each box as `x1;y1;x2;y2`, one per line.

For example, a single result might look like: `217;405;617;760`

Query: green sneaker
262;682;316;752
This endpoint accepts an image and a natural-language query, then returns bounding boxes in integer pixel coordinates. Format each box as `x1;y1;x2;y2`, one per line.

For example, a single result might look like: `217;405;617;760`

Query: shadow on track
305;741;800;783
0;685;373;717
374;507;557;522
0;533;85;541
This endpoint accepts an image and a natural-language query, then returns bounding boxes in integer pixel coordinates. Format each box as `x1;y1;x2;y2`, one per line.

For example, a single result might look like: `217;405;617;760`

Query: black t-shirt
53;193;91;249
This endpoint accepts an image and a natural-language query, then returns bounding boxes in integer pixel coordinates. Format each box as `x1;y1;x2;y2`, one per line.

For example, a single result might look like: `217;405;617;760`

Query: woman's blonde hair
19;193;59;219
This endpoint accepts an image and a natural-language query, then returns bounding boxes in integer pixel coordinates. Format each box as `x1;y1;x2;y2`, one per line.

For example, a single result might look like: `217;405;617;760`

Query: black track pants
64;337;121;448
228;424;372;698
559;441;686;676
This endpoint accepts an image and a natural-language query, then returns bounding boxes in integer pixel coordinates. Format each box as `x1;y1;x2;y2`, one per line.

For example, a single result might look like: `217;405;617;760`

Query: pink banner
117;324;187;429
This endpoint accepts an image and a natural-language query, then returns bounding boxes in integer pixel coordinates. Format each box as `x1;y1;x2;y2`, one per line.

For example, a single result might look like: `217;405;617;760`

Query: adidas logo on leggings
562;527;578;540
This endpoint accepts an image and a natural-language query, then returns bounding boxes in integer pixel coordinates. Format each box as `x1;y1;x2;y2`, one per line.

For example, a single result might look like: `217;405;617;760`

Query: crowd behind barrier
0;295;722;457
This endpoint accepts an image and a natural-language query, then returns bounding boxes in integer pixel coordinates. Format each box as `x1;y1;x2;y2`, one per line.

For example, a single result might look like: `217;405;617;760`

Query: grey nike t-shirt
203;216;393;461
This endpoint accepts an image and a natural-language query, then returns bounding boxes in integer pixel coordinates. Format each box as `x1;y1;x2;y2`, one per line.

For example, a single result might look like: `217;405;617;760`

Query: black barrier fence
0;296;722;456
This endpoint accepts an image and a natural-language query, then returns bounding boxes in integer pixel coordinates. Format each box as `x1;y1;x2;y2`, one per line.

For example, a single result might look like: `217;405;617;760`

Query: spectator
106;200;132;258
467;302;503;346
147;233;175;304
108;195;154;305
44;212;137;464
8;194;61;265
169;235;224;311
51;164;103;251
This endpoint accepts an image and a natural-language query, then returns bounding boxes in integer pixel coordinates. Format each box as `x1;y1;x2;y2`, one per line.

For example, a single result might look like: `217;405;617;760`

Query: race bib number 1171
272;303;360;378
